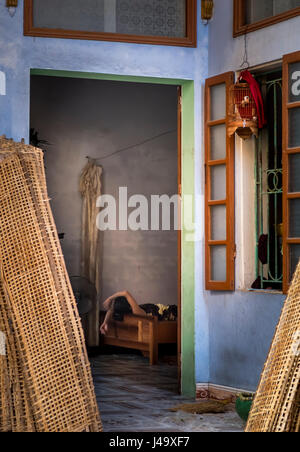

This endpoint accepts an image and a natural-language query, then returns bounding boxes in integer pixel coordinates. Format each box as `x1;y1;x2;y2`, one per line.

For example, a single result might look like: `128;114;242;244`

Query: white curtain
79;159;102;346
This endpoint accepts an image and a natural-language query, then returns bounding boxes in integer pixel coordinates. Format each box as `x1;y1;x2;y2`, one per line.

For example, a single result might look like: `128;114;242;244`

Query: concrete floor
91;353;245;432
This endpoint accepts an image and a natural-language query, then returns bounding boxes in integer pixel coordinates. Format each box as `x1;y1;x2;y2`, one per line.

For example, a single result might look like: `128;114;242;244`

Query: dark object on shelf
251;275;279;291
251;276;261;290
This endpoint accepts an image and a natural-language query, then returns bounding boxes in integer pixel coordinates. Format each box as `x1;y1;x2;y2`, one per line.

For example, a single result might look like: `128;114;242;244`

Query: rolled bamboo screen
246;260;300;432
0;137;102;432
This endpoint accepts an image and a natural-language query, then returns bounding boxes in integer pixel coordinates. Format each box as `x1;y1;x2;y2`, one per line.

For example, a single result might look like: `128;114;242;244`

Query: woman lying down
100;290;177;335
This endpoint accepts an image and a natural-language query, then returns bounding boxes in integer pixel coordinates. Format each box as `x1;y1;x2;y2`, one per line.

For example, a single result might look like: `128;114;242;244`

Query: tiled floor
91;353;245;432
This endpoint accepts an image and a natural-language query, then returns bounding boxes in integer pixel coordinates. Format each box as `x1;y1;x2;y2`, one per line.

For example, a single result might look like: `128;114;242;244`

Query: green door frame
30;69;195;398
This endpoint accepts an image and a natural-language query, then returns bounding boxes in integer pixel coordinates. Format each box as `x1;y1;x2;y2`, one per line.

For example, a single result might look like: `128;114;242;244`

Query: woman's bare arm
102;294;115;311
100;307;114;335
103;290;146;316
124;291;147;317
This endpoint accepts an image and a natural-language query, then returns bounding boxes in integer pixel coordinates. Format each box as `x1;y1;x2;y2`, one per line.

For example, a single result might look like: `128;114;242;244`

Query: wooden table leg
149;318;158;365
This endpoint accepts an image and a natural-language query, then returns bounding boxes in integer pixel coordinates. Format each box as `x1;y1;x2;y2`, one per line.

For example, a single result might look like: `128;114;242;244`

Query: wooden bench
100;313;177;365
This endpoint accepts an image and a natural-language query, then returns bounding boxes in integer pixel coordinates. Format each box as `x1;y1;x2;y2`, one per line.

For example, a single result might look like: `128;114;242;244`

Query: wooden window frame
24;0;197;47
205;72;235;291
233;0;300;37
282;51;300;293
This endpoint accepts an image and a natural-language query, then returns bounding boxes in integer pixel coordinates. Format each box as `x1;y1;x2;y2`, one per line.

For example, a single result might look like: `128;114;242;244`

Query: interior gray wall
30;76;178;306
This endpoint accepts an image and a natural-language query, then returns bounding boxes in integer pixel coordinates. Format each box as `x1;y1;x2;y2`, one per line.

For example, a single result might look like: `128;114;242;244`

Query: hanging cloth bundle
239;70;266;129
79;159;102;347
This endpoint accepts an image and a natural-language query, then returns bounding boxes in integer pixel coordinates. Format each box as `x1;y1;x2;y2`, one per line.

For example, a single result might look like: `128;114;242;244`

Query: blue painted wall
0;2;210;388
208;292;284;391
205;0;300;391
208;0;300;77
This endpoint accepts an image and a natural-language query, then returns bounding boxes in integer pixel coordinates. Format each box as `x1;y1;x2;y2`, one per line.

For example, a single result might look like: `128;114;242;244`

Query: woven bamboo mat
0;281;35;432
246;261;300;432
0;137;101;432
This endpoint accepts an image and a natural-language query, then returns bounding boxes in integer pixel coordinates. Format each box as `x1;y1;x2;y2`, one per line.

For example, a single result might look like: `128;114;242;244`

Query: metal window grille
254;73;283;290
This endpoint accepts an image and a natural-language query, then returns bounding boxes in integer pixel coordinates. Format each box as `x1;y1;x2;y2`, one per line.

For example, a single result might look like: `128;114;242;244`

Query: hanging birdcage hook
240;32;250;70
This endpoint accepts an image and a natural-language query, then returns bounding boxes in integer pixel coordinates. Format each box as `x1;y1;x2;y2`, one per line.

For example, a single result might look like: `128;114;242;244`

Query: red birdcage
234;83;256;120
228;81;258;140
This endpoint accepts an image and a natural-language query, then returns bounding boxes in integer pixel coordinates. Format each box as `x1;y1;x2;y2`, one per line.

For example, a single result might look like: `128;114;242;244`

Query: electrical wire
86;129;177;162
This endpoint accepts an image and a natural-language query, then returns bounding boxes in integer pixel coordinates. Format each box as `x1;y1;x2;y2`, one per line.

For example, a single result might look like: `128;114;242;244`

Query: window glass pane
210;165;226;201
245;0;273;23
33;0;105;32
33;0;187;38
289;198;300;237
211;205;226;241
211;246;227;281
289;108;300;148
274;0;300;15
210;84;226;121
289;244;300;281
210;124;226;161
116;0;186;37
289;62;300;103
289;153;300;193
245;0;300;24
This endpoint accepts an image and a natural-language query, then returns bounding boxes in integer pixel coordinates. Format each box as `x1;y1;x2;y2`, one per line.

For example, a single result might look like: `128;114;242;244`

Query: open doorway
30;75;182;392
